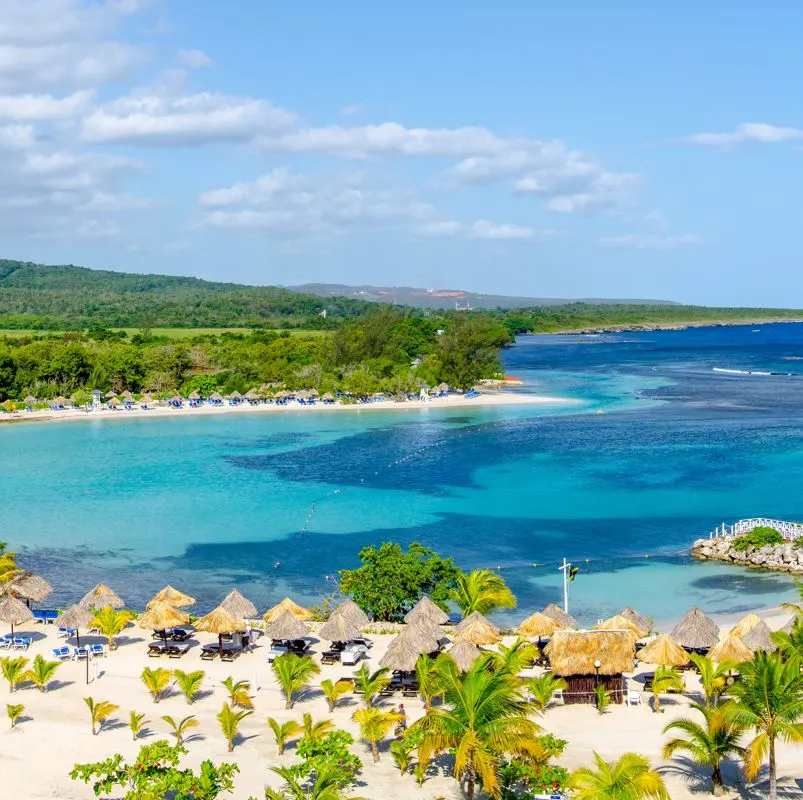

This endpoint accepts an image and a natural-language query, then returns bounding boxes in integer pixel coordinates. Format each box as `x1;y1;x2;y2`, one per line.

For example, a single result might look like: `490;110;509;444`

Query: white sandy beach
2;606;801;800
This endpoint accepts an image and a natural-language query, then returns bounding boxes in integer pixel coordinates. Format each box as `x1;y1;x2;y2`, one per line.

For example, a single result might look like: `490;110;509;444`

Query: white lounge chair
627;689;642;708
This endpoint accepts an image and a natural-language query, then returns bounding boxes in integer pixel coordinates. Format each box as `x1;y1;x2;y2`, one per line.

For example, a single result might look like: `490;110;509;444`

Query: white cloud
685;122;803;147
178;49;213;69
0;89;94;120
598;233;704;251
469;219;536;240
415;220;462;237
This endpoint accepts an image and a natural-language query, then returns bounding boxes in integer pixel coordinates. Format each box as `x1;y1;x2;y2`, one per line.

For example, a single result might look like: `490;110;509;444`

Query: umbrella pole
76;630;81;647
86;650;90;685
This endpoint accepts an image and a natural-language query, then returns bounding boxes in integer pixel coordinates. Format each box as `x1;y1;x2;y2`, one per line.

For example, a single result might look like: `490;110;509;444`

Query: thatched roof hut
195;606;244;635
140;393;153;403
263;597;312;622
121;390;134;401
517;611;563;638
147;585;196;609
330;599;369;627
446;639;482;672
188;390;201;400
265;610;310;641
741;619;776;653
322;392;335;401
318;613;363;643
220;589;257;619
79;583;124;610
708;633;753;664
593;614;645;639
620;607;651;634
104;391;117;399
379;635;422;672
8;572;53;603
637;634;690;667
454;612;501;646
107;396;121;406
731;612;762;639
542;603;577;628
404;596;449;626
228;391;242;400
209;391;223;401
671;608;720;650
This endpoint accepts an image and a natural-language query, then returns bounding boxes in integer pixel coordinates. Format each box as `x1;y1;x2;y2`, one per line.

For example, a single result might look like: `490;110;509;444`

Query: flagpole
559;557;572;614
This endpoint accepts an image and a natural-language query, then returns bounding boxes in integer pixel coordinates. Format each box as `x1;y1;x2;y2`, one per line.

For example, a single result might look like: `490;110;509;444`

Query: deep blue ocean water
3;323;803;625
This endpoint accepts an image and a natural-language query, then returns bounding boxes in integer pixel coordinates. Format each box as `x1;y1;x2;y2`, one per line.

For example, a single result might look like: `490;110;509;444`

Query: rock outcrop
692;536;803;574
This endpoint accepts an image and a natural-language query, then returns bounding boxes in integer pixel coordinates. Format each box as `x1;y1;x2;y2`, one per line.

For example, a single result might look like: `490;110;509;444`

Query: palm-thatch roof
404;595;449;626
637;634;690;667
446;639;482;672
547;630;636;676
244;389;261;400
58;603;95;630
741;620;776;653
209;391;223;401
24;395;36;405
542;603;577;628
379;636;421;672
620;607;651;634
220;589;257;619
79;583;124;610
228;391;243;400
137;601;190;631
263;597;312;622
0;595;34;627
517;611;563;638
330;599;369;627
194;606;244;634
322;392;335;401
107;396;121;406
708;633;753;664
671;607;720;650
400;620;444;653
454;611;501;646
188;390;201;400
147;585;196;609
731;612;762;640
318;613;363;643
593;614;646;638
265;610;311;640
7;572;53;602
104;391;117;399
140;393;153;403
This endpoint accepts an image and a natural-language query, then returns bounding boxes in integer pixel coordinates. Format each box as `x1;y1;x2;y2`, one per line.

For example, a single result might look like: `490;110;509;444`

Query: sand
2;607;801;799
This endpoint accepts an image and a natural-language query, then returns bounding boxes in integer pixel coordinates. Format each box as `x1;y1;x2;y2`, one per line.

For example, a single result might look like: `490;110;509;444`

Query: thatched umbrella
379;635;422;672
404;596;449;626
322;392;335;402
542;603;577;628
731;612;763;640
195;606;245;654
140;393;153;403
454;611;501;646
593;614;647;638
780;615;798;634
137;601;190;645
24;395;36;406
104;391;117;399
228;391;242;401
7;572;53;605
399;620;444;654
0;595;33;635
330;599;370;627
59;603;94;646
637;634;690;667
209;391;223;401
671;608;720;650
244;388;260;400
620;607;651;634
148;585;196;609
263;597;312;623
188;390;201;400
121;390;134;401
220;588;257;619
708;633;753;664
79;583;124;610
54;395;68;406
741;620;776;653
265;610;310;641
447;639;482;672
108;396;121;406
318;613;363;643
517;611;563;639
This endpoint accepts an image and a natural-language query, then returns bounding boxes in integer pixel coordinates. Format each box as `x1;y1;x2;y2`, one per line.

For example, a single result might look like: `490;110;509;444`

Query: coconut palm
84;697;119;735
390;739;413;774
320;678;352;713
415;654;443;712
0;656;29;693
352;663;390;708
6;703;23;728
689;654;735;708
650;665;683;713
217;702;253;752
569;751;670;800
723;650;803;800
663;703;746;796
161;714;198;746
128;710;149;740
272;654;320;710
89;606;135;650
773;617;803;663
265;763;362;800
221;676;253;709
23;654;61;693
302;712;335;740
409;655;543;800
482;637;537;677
450;569;516;617
352;706;402;762
267;716;302;755
140;666;171;703
528;673;568;715
0;543;17;583
173;669;205;704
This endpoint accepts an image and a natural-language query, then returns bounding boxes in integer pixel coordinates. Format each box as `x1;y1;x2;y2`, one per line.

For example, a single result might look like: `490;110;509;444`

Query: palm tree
663;703;746;796
221;676;253;709
23;654;61;693
320;678;352;713
302;712;335;740
569;751;670;800
6;703;23;728
128;710;149;740
650;665;683;713
528;673;568;715
0;543;18;583
409;655;543;800
482;637;537;677
723;650;803;800
352;663;390;708
689;654;735;708
450;568;516;617
162;714;198;746
89;606;135;650
390;739;413;774
271;654;320;709
352;706;401;762
140;666;171;703
265;763;362;800
217;702;253;752
1;656;29;693
267;716;302;755
773;616;803;663
84;697;119;735
173;669;205;704
415;654;443;712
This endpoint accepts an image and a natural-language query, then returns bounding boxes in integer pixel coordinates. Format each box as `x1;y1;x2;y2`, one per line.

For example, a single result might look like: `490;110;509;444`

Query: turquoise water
3;323;803;624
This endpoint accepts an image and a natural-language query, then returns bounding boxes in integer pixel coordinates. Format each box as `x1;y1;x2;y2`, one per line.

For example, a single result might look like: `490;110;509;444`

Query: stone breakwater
692;537;803;574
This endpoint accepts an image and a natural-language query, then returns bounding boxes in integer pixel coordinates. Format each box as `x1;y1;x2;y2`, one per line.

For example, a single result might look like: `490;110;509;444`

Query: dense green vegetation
732;527;785;552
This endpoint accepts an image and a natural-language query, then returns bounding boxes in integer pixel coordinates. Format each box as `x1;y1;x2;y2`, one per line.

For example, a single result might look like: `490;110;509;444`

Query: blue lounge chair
73;646;90;660
52;646;71;661
89;643;106;657
0;636;12;649
12;637;31;650
58;626;77;638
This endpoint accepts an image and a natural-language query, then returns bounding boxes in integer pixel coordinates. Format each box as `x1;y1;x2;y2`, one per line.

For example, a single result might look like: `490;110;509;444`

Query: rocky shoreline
692;536;803;574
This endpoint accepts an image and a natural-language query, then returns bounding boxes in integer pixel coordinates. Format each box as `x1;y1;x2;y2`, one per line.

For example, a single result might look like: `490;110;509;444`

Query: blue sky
2;1;802;306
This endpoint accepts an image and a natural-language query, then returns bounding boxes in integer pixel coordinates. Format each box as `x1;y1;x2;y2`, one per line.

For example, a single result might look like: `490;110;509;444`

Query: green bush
732;526;784;551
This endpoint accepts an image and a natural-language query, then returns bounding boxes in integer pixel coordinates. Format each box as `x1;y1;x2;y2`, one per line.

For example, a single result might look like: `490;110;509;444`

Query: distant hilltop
287;283;679;310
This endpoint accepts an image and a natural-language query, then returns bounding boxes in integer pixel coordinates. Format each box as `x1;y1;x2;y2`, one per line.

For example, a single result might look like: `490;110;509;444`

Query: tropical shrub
141;667;171;703
129;711;149;740
569;752;670;799
352;663;390;708
352;706;402;762
1;656;29;692
292;729;362;784
320;678;352;712
217;702;252;752
90;606;135;650
272;655;320;709
23;654;61;692
732;527;784;551
6;703;24;728
222;676;253;709
85;697;119;735
267;717;302;755
529;673;568;715
173;670;205;705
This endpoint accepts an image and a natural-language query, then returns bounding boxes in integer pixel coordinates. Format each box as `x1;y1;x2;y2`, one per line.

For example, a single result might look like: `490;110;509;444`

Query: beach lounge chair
220;647;241;662
58;626;76;638
167;643;191;659
89;643;106;657
73;646;90;660
627;689;642;707
52;646;71;661
0;636;12;649
148;642;167;657
12;637;31;650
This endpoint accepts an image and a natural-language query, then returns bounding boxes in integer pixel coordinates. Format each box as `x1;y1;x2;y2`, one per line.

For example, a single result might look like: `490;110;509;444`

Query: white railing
708;518;803;541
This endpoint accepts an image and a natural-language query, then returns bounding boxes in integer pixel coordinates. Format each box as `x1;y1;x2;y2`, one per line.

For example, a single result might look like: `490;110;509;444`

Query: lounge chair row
148;641;192;659
0;636;32;650
52;644;106;661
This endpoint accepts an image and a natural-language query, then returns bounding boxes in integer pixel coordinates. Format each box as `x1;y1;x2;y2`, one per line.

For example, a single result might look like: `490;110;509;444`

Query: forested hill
0;260;374;329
